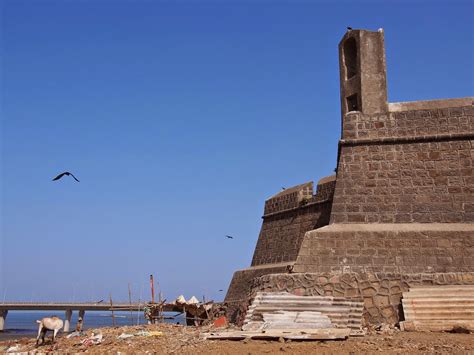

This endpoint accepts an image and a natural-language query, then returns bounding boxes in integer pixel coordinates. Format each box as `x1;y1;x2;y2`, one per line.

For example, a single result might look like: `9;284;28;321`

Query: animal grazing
52;171;80;182
36;316;64;346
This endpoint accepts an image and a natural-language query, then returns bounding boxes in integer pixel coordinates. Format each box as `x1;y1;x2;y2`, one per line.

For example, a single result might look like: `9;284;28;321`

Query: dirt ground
1;324;473;354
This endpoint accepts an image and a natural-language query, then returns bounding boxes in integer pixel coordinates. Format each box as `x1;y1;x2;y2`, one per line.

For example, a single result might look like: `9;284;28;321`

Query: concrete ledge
388;97;473;112
339;132;474;146
236;262;294;272
314;223;474;233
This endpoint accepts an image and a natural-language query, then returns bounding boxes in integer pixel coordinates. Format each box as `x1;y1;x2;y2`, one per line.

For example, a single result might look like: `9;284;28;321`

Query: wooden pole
128;283;133;324
109;293;116;327
149;275;155;304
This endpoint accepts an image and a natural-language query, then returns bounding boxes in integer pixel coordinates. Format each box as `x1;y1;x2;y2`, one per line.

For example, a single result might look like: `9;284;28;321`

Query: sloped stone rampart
293;223;474;274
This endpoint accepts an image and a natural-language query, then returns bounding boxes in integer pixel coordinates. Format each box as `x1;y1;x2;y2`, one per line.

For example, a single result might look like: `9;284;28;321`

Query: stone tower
224;28;474;326
339;29;388;118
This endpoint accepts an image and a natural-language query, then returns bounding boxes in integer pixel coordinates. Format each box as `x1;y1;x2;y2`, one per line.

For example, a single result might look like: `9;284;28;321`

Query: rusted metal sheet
400;285;474;332
242;292;364;333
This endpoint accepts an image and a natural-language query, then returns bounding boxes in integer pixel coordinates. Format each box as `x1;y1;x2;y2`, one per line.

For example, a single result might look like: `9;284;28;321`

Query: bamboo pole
149;275;155;304
109;293;116;327
128;283;133;324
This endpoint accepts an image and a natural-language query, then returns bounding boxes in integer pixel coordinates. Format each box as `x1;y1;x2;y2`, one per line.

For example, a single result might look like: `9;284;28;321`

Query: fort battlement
225;28;474;325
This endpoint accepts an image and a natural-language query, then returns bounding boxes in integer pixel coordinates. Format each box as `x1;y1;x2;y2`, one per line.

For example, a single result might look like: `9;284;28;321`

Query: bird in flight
347;26;353;30
225;235;234;239
218;289;224;292
52;171;80;182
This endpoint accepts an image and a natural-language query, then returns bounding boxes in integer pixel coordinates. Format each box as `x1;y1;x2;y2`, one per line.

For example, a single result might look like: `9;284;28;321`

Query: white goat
36;316;64;345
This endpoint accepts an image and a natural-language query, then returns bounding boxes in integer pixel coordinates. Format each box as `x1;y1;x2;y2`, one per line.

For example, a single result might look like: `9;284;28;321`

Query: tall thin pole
137;283;143;326
128;283;133;325
149;275;155;304
109;293;116;327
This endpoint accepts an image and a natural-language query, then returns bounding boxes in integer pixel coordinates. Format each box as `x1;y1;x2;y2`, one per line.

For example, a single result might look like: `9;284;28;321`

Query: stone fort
225;28;474;326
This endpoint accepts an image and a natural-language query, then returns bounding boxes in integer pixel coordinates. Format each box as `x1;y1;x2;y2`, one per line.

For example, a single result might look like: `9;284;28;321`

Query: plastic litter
175;295;186;304
147;331;163;337
6;345;20;353
66;331;83;338
117;333;134;340
81;332;103;345
187;296;199;305
134;330;150;336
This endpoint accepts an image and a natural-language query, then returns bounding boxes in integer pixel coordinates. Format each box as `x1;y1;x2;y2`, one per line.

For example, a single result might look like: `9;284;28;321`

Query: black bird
96;299;104;304
225;235;234;239
282;187;286;190
52;171;80;182
347;26;353;31
219;289;224;292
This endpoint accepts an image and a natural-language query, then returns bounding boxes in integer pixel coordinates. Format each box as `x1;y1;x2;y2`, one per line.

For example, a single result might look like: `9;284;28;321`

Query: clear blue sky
1;0;473;303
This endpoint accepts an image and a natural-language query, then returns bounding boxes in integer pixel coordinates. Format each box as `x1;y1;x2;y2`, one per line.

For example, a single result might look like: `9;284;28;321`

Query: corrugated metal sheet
401;285;474;332
242;292;364;333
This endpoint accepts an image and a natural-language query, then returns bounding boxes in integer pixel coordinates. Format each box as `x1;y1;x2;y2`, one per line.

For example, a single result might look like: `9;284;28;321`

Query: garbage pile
0;324;208;353
144;295;226;326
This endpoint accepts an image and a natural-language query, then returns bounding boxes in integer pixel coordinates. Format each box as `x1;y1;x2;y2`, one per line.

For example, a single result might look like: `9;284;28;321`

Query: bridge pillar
0;310;7;331
64;309;72;332
76;310;85;331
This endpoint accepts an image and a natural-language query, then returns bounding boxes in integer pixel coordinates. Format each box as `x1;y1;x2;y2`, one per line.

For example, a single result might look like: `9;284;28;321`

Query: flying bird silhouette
347;26;353;31
52;172;80;182
225;235;234;239
219;289;224;292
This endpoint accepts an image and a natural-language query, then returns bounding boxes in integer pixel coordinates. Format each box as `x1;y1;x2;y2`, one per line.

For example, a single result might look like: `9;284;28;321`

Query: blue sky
1;0;473;303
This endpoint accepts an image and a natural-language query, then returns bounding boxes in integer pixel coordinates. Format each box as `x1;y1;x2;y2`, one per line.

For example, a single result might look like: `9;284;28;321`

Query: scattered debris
144;297;221;326
175;295;186;305
81;332;103;345
66;331;83;338
5;345;20;353
0;323;473;353
242;292;364;335
448;326;471;334
187;296;199;304
206;292;365;341
117;333;134;339
213;316;228;328
146;331;163;336
205;328;351;340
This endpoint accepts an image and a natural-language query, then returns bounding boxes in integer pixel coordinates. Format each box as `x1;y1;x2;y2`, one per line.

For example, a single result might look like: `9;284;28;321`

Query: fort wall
293;224;474;274
225;177;336;316
224;28;473;326
252;179;335;266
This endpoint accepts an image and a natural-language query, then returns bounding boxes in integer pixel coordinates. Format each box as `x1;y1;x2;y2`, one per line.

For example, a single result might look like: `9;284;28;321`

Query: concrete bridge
0;302;181;332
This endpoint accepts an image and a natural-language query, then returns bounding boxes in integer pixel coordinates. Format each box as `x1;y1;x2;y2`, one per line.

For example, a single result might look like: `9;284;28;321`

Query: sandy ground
1;324;473;354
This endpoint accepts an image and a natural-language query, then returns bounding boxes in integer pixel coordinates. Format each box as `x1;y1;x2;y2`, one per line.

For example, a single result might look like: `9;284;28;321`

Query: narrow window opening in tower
343;38;357;79
346;94;359;112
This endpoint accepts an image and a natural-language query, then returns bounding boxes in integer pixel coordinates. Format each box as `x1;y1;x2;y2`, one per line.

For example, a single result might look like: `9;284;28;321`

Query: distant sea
0;311;184;340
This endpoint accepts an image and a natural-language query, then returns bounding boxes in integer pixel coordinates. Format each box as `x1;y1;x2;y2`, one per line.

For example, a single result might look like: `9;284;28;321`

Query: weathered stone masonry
224;28;473;326
332;103;473;224
252;179;335;266
225;177;335;319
